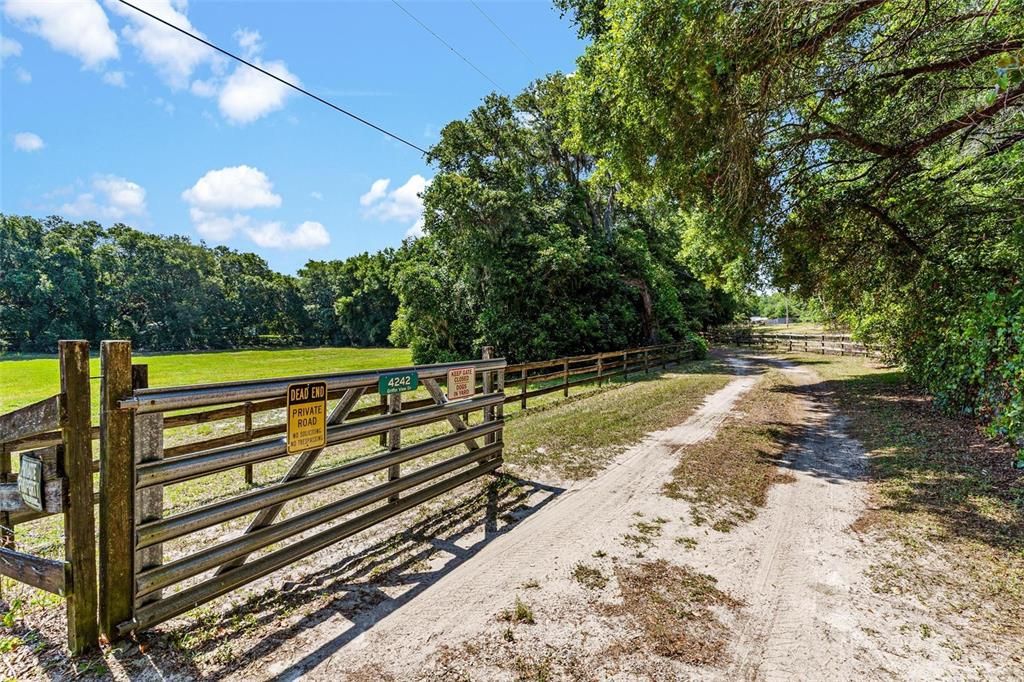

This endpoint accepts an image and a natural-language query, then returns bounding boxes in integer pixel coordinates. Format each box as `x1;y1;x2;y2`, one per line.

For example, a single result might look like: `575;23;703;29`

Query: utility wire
114;0;429;155
469;0;537;68
390;0;506;94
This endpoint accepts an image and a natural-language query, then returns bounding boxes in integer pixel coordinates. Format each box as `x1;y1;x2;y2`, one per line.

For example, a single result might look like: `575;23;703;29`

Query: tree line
553;0;1022;457
0;216;399;353
0;211;729;359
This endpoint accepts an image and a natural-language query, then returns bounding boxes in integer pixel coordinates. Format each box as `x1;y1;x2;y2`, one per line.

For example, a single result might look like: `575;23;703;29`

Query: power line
389;0;506;94
114;0;429;155
469;0;537;68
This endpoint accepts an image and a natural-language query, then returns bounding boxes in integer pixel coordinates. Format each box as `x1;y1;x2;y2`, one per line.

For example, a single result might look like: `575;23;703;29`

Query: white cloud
218;59;297;124
152;97;175;114
359;178;390;206
405;218;425;240
15;67;31;83
361;174;430;236
106;0;216;89
183;165;326;248
4;0;118;68
310;191;323;200
190;78;218;97
60;175;147;220
246;220;330;249
234;28;261;59
94;175;147;215
13;132;44;152
103;70;126;87
181;165;281;211
189;209;251;241
1;36;23;59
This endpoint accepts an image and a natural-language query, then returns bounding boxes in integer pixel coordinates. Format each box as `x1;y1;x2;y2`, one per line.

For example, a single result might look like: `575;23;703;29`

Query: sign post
286;381;327;454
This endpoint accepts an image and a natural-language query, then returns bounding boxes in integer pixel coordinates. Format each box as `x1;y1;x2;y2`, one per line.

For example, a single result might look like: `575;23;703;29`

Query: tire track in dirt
717;361;884;680
284;359;761;679
705;360;906;680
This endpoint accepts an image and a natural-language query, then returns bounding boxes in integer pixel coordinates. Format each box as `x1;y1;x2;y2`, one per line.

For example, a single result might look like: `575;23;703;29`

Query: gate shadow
139;473;563;680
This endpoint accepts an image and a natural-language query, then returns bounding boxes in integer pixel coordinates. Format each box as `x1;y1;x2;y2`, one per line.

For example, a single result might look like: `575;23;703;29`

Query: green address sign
379;370;419;395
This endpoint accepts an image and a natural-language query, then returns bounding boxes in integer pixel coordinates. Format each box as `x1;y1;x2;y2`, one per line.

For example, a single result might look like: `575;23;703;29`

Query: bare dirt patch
783;352;1024;668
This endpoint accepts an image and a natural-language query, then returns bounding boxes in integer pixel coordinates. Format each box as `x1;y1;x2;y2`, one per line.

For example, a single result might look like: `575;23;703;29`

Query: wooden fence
0;337;702;651
503;341;699;410
706;329;879;357
0;341;97;654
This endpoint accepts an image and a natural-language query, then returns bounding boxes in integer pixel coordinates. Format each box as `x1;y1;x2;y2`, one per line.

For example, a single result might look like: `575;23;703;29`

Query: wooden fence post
243;402;254;485
99;341;133;642
644;349;649;374
483;347;495;446
495;360;505;460
58;340;98;654
133;365;164;607
562;358;569;397
379;394;388;447
623;351;629;381
596;356;603;386
520;367;528;410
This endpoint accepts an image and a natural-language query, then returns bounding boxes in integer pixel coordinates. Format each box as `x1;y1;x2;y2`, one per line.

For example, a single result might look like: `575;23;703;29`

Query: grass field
756;322;831;335
0;347;413;416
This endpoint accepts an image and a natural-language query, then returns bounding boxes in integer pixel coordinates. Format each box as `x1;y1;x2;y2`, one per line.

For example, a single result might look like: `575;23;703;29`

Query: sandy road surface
241;354;1006;681
264;358;758;679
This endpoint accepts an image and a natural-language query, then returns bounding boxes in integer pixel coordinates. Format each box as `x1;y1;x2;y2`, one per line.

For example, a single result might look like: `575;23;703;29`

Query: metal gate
97;343;506;637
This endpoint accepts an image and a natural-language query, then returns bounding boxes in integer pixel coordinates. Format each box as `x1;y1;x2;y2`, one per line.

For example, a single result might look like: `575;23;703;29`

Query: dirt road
239;354;1004;680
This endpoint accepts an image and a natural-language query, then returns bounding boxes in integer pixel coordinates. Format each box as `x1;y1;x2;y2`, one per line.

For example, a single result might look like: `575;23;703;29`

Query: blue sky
1;0;584;273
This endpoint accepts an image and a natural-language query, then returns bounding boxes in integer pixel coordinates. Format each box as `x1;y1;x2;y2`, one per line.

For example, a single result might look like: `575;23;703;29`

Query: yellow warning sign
446;366;476;401
286;381;327;454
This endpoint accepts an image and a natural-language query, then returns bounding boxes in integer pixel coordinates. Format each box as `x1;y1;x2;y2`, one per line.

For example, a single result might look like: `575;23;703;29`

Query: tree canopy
389;76;721;363
559;0;1023;454
0;216;397;353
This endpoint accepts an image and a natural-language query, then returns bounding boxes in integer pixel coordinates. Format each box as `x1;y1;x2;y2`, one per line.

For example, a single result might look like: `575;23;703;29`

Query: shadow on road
120;473;564;680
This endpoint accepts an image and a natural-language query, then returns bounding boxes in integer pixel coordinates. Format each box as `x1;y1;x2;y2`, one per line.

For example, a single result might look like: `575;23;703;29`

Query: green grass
0;347;413;416
503;359;732;478
663;368;803;531
757;322;831;335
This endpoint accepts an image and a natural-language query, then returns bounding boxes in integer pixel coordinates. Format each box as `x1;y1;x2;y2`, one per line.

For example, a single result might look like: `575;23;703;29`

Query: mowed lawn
0;347;413;416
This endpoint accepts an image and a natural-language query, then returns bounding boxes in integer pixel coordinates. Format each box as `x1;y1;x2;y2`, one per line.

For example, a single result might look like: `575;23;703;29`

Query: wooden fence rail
705;330;880;358
97;346;509;637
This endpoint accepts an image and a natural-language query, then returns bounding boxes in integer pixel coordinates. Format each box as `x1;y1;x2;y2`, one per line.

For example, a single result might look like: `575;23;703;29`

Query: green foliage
563;0;1024;458
747;292;824;323
300;251;399;347
391;75;718;364
901;288;1024;459
0;215;397;352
